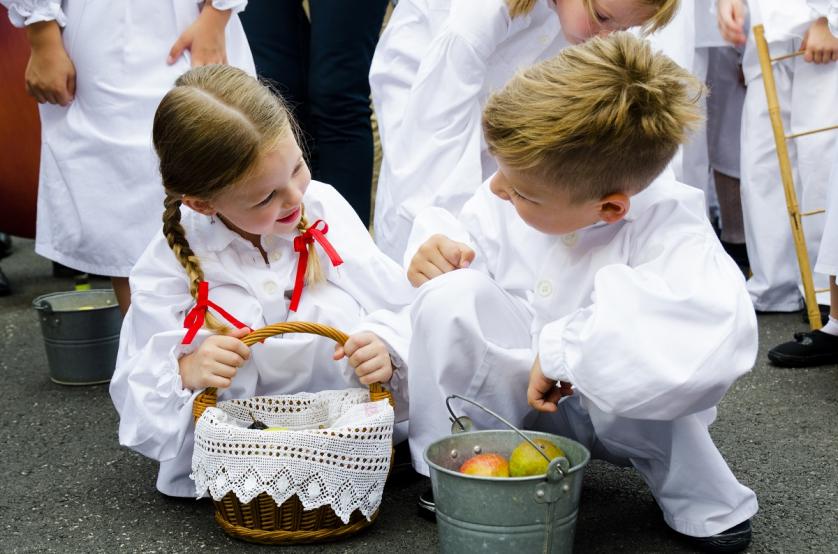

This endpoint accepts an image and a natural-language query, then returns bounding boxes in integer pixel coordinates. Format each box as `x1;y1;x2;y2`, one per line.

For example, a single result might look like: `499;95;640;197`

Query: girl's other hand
333;332;394;385
168;4;231;67
716;0;747;47
801;18;838;64
407;234;475;287
24;20;76;106
178;326;251;390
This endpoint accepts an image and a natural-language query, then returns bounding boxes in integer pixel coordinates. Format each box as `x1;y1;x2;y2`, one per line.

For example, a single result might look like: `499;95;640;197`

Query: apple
509;438;565;477
458;453;510;477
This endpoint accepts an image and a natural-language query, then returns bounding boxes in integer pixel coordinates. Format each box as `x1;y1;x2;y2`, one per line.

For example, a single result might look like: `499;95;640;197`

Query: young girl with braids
109;64;414;497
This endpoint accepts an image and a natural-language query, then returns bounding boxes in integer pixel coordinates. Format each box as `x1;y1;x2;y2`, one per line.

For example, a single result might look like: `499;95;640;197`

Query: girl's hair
153;64;322;332
506;0;679;33
482;31;703;203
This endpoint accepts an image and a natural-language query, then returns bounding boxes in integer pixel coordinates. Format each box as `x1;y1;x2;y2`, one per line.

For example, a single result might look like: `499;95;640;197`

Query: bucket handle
33;300;53;314
445;394;569;481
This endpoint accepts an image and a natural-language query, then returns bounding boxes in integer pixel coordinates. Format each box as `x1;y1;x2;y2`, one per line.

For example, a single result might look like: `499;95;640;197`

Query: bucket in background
32;289;121;385
425;396;591;554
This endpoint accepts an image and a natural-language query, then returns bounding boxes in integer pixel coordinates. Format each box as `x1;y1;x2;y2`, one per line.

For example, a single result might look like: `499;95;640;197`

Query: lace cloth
191;389;394;523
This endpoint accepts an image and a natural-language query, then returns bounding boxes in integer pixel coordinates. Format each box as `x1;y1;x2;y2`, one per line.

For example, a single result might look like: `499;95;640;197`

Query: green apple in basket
509;438;565;477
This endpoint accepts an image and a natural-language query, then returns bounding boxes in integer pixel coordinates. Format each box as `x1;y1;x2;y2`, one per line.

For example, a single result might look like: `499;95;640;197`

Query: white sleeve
381;0;510;220
538;232;758;421
3;0;65;27
202;0;247;14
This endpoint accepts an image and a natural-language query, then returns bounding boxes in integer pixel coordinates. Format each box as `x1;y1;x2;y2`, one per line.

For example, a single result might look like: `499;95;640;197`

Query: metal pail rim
32;289;119;313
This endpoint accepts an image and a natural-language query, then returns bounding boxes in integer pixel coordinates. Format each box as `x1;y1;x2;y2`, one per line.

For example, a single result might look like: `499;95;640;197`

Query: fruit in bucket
265;427;289;432
509;438;566;477
459;453;510;477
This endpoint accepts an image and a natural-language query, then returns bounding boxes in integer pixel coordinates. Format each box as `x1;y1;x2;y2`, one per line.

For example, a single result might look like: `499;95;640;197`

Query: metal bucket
425;396;590;554
32;289;121;385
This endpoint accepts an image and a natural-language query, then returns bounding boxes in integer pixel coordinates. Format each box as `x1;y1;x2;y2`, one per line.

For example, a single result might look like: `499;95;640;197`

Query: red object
182;281;247;344
290;219;343;312
0;7;40;239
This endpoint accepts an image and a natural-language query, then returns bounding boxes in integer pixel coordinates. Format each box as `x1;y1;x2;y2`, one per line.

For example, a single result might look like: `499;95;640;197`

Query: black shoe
0;233;11;259
768;330;838;367
800;304;830;326
684;519;752;553
0;267;10;297
417;486;436;522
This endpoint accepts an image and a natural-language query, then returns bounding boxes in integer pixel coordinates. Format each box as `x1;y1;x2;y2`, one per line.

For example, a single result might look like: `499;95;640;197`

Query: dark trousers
240;0;389;227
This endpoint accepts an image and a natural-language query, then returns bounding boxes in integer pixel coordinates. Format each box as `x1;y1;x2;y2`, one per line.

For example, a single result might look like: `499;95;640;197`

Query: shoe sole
767;351;838;368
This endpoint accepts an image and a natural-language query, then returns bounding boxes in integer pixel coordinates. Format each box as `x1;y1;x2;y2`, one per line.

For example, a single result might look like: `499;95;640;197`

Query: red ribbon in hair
290;219;343;312
182;281;247;344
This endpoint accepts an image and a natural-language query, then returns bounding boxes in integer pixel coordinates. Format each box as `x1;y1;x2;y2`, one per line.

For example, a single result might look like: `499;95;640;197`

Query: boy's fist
334;332;394;385
178;326;251;391
527;356;573;413
716;0;747;47
407;234;476;287
802;18;838;64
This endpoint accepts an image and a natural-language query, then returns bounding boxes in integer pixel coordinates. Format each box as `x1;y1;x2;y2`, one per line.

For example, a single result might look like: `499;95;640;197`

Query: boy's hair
153;65;322;332
506;0;679;33
482;31;703;203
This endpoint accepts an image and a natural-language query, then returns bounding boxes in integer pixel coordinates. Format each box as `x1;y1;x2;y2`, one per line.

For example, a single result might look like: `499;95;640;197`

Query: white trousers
408;270;758;537
740;44;836;310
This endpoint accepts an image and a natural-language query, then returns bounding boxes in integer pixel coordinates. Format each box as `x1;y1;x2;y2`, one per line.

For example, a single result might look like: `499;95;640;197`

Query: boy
406;33;758;552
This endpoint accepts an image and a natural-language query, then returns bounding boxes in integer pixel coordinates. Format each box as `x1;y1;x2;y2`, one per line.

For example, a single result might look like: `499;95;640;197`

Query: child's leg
408;269;534;476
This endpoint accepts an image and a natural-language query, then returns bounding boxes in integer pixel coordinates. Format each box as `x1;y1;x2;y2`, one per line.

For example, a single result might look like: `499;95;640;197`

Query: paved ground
1;237;836;553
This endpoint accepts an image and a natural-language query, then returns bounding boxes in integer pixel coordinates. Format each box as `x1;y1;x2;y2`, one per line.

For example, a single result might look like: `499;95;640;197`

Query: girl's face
198;134;311;243
550;0;656;44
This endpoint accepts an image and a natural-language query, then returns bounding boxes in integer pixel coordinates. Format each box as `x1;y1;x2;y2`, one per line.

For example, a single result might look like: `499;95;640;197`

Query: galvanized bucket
424;395;590;554
32;289;121;385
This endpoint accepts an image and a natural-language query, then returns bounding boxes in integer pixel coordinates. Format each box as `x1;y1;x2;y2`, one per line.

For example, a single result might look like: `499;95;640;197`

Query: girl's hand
333;332;394;385
527;356;573;413
801;18;838;64
716;0;747;47
407;234;475;287
167;3;231;67
24;20;76;106
178;326;251;390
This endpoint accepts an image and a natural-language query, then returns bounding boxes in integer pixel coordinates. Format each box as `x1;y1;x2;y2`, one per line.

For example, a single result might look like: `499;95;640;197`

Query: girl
1;0;254;313
109;65;414;497
369;0;680;261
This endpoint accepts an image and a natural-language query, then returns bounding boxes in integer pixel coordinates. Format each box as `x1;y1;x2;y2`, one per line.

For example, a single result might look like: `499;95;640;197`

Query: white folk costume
109;181;414;497
369;0;569;261
2;0;255;277
404;174;759;538
737;0;838;310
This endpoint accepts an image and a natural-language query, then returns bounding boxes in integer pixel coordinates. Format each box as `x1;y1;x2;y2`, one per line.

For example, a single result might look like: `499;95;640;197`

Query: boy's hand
24;20;76;106
716;0;747;47
333;332;394;385
801;18;838;64
168;4;231;66
178;326;251;390
407;234;475;287
527;356;573;413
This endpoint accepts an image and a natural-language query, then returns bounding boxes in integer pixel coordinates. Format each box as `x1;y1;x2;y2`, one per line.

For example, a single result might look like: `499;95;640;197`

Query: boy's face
489;161;627;235
551;0;656;44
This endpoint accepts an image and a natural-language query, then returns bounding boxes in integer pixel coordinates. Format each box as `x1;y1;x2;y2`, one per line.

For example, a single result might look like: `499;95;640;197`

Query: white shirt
406;174;758;421
110;181;414;496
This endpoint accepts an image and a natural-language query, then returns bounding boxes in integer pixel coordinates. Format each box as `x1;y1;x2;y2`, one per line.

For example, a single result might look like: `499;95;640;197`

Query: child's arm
716;0;748;46
801;16;838;62
178;326;251;390
333;332;394;386
407;234;475;287
167;0;245;66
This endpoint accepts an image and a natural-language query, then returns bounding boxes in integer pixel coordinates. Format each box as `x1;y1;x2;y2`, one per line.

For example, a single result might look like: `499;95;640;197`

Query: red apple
458;453;510;477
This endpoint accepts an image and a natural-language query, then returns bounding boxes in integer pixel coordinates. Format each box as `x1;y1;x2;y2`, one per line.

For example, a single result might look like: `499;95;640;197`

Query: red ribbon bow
290;219;343;312
182;281;246;344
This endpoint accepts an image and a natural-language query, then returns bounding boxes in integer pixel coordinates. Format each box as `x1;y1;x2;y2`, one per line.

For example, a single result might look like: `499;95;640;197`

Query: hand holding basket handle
192;321;394;423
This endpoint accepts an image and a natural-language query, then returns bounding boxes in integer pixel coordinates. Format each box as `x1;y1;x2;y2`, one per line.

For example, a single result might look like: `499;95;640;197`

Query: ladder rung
771;51;805;62
800;209;826;217
815;288;830;294
786;124;838;140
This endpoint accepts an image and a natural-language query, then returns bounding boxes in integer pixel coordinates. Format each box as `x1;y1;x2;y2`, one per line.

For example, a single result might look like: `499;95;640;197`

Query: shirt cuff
7;3;66;28
206;0;248;14
537;317;574;383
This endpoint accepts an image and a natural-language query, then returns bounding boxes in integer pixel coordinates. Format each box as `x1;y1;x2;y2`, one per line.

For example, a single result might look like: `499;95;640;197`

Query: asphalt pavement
1;237;836;553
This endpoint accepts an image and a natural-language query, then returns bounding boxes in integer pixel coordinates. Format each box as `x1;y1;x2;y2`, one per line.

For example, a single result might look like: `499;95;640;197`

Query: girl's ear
597;192;630;224
181;196;216;216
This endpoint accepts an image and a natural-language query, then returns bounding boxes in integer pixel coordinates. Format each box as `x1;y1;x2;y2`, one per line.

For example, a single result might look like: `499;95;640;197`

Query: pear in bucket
509;438;565;477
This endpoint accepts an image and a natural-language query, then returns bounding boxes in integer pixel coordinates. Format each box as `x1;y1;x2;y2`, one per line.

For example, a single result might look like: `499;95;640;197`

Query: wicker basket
192;321;394;545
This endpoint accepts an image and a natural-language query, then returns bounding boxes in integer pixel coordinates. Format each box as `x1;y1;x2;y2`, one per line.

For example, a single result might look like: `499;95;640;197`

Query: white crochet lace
191;389;394;523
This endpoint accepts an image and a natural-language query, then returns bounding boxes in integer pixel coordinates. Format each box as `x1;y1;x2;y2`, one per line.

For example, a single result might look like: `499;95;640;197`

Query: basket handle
192;321;393;423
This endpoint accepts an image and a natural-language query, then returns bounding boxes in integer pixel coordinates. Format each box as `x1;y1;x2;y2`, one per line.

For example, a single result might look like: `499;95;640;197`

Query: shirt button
263;281;279;295
268;251;282;263
539;35;549;46
561;233;578;247
536;280;553;297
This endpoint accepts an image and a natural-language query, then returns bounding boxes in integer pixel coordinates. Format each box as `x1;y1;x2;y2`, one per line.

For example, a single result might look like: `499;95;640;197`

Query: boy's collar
621;176;666;222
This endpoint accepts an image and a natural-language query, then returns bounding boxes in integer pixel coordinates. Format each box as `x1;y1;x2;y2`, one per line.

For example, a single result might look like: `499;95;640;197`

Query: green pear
509;439;565;477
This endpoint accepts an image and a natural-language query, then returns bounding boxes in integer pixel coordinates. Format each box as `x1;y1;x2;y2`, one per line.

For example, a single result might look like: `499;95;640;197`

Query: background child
0;0;254;313
109;65;414;497
407;33;758;552
369;0;679;261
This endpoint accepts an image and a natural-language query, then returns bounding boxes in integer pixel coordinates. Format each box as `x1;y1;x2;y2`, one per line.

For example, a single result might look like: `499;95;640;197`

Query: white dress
3;0;255;276
369;0;568;261
404;174;758;537
109;181;415;497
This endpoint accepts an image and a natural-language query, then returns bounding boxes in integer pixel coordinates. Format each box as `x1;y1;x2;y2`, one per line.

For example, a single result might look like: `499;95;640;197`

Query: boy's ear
181;196;216;216
597;192;630;224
